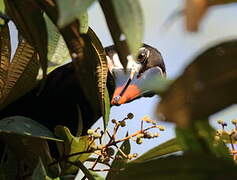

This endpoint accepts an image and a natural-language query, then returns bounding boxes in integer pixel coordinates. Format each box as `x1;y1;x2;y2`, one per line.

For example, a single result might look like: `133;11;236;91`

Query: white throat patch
106;53;142;73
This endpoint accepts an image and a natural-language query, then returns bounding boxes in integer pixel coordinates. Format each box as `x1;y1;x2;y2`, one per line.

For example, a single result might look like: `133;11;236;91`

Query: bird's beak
111;67;163;105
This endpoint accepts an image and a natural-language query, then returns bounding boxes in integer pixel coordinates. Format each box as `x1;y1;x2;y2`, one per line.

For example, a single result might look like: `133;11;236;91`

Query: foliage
0;0;237;179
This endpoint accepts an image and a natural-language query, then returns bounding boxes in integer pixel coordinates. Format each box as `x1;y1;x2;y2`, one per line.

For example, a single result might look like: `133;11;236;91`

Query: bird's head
105;44;166;106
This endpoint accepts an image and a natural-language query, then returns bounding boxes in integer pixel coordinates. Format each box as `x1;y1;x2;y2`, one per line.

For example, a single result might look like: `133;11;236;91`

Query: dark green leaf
5;0;48;77
176;120;230;157
131;138;181;163
0;149;17;180
55;126;93;175
113;154;237;180
0;116;61;141
71;27;109;129
32;158;47;180
0;116;62;174
57;0;95;27
157;40;237;126
100;0;143;68
0;24;11;93
87;27;110;129
71;161;95;180
0;39;40;109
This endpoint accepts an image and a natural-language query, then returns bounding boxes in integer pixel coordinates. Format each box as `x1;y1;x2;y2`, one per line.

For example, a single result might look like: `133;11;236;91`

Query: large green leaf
70;27;109;130
89;171;105;180
0;0;4;12
5;0;48;77
100;0;143;69
55;126;93;175
57;0;95;27
113;154;237;180
141;76;173;95
45;14;70;66
87;28;110;129
0;116;62;173
176;120;230;157
0;24;10;93
0;39;40;109
131;138;181;163
0;116;61;141
0;149;17;180
106;135;130;180
32;158;60;180
157;40;237;126
32;158;48;180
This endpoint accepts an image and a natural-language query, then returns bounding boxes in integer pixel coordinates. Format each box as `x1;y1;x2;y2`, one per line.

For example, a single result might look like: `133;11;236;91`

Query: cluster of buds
85;113;165;171
134;116;165;145
215;119;237;161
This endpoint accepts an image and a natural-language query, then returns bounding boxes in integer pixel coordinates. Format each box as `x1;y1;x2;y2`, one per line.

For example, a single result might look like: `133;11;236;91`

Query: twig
91;156;101;170
89;168;111;172
86;158;111;167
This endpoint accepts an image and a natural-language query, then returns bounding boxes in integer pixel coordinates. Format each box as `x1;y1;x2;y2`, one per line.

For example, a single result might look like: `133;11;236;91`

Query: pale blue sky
89;0;237;155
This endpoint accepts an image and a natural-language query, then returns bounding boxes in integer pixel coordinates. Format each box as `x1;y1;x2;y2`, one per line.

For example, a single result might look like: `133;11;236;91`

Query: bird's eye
137;49;149;63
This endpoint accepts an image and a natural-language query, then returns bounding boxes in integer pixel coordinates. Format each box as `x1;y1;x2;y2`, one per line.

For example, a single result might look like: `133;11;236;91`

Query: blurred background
88;0;237;155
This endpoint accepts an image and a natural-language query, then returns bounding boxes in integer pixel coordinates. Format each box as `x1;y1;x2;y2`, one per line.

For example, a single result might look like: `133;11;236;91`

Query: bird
0;43;166;136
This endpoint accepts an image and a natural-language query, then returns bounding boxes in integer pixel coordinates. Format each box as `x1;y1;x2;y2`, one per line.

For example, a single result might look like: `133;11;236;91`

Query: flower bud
156;125;165;131
153;133;160;137
87;129;95;135
120;120;126;127
93;132;101;138
106;147;115;156
232;119;237;125
136;133;144;138
132;153;138;158
127;113;134;119
136;138;143;144
141;116;152;123
111;119;117;124
217;120;224;125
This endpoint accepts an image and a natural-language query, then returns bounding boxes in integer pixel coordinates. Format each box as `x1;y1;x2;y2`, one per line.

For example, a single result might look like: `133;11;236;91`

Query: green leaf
0;24;11;93
103;87;110;129
0;0;5;12
0;116;61;173
89;171;105;180
45;14;70;66
32;158;48;180
141;76;173;95
106;134;130;180
0;39;40;109
131;138;181;163
55;126;93;175
57;0;95;27
67;161;95;180
100;0;143;68
176;120;230;157
5;0;48;77
0;149;17;180
0;116;61;141
78;12;89;34
72;27;109;130
32;158;60;180
157;40;237;125
113;154;237;180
